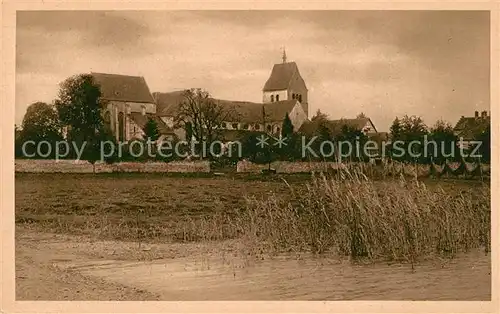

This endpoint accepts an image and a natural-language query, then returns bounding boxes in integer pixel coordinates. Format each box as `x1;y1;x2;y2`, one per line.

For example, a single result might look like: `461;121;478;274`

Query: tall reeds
233;168;490;263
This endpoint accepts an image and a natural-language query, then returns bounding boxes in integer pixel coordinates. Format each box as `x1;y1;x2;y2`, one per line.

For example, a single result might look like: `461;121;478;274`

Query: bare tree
175;88;234;152
311;109;329;121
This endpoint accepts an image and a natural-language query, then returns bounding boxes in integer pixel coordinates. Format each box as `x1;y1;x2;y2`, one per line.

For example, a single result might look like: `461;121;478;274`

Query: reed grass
231;168;490;263
16;170;490;264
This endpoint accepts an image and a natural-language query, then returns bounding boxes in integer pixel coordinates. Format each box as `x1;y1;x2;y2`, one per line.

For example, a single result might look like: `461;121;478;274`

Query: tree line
388;115;490;164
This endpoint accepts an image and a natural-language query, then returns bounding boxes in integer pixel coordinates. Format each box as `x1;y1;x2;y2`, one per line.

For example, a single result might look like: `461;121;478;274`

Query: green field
15;172;490;262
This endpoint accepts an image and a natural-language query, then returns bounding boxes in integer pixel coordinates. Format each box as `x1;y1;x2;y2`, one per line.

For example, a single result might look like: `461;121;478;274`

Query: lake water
56;249;491;301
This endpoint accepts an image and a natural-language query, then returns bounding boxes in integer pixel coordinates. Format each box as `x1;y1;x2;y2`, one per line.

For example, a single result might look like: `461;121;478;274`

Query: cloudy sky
16;10;490;131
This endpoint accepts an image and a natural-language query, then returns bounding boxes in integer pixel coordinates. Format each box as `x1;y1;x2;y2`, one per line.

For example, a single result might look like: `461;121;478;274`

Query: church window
277;127;281;134
267;125;272;132
254;124;261;130
243;123;249;130
276;95;280;101
118;112;124;142
271;95;274;102
298;94;302;102
221;122;226;128
292;94;295;99
232;123;238;129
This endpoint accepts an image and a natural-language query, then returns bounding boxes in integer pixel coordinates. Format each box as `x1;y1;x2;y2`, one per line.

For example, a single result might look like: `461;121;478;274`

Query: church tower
262;49;309;116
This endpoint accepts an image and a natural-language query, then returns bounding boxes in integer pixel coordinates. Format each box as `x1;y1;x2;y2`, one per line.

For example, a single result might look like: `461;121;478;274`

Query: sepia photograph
5;8;494;305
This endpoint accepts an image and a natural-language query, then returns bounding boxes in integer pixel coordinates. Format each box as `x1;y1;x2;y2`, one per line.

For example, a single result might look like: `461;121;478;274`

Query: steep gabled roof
263;62;304;92
213;99;262;123
263;100;298;122
153;90;299;123
91;72;154;104
218;99;299;123
153;91;186;117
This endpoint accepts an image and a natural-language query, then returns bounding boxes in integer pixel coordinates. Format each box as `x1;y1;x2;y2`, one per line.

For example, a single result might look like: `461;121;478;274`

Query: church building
90;52;380;145
153;51;310;141
91;72;175;142
92;52;369;144
262;50;309;117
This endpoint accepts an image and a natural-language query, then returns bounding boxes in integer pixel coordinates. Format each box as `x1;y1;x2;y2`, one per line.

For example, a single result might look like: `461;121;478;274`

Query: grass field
15;173;297;241
15;172;490;263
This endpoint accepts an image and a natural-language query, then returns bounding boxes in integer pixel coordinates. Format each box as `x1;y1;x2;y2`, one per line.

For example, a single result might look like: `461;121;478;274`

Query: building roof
453;116;490;140
263;100;298;122
298;117;377;137
128;112;174;135
213;99;262;123
331;118;375;132
216;99;298;123
153;90;299;123
153;91;186;116
263;62;304;92
91;72;155;104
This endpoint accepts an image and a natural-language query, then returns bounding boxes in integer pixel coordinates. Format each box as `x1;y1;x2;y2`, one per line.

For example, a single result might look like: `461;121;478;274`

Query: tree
389;115;428;163
476;124;490;163
281;113;294;138
20;102;62;143
18;102;63;158
278;113;297;160
175;88;233;158
238;131;267;163
55;74;113;171
399;115;428;140
389;117;402;141
429;119;458;163
15;124;24;158
336;124;368;161
184;122;193;143
311;109;329;122
143;117;160;141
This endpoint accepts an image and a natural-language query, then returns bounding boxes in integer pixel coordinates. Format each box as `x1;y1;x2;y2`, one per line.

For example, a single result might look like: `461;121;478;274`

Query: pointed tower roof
263;61;301;92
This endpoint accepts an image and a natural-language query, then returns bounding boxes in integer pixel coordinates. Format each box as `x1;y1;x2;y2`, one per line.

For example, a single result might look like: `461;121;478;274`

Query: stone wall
15;159;211;173
236;160;344;173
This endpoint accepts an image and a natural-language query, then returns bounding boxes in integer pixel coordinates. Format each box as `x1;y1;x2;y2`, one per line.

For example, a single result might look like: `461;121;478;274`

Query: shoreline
15;225;491;301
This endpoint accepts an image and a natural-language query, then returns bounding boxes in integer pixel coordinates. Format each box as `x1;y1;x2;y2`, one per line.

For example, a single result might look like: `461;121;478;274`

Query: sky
16;10;490;132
